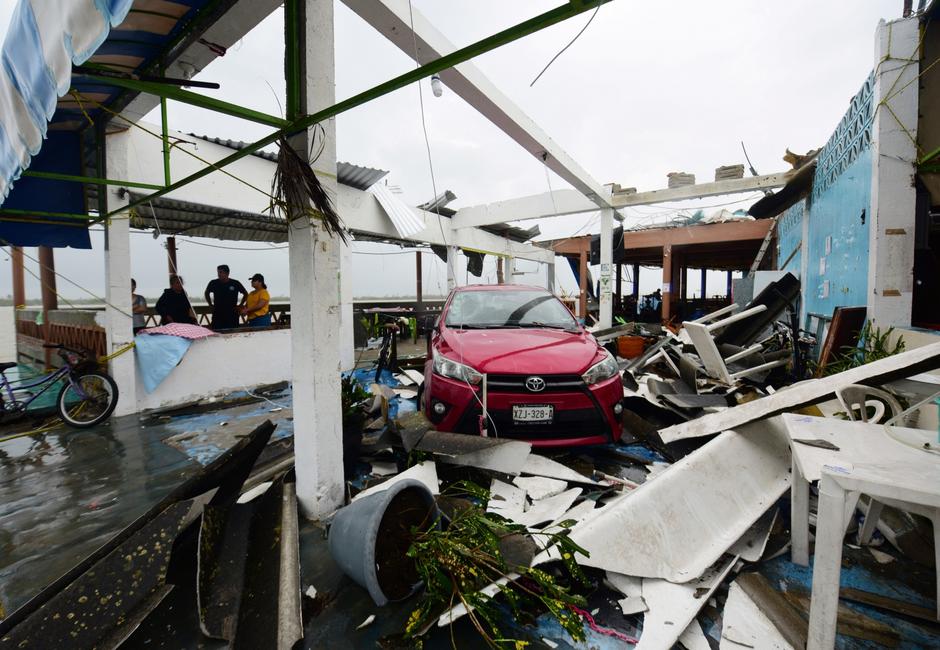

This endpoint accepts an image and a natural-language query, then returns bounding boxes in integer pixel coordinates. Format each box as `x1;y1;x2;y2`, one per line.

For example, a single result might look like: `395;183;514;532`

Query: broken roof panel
187;133;389;190
128;193;287;242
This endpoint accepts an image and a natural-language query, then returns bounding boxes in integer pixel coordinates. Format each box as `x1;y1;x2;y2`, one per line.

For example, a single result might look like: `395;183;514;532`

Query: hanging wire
1;242;133;318
529;0;603;87
405;0;499;437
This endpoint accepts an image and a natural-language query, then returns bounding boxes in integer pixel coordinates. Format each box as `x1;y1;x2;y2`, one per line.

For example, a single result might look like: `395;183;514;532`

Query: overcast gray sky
0;0;899;302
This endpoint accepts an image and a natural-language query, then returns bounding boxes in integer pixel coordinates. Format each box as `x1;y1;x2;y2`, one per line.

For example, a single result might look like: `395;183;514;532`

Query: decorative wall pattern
812;71;875;199
776;200;804;274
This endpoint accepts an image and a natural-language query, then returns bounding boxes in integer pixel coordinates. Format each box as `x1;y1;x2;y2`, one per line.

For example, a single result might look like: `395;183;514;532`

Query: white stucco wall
135;329;291;412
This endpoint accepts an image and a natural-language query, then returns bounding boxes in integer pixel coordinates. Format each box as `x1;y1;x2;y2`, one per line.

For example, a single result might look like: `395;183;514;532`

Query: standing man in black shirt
204;264;247;330
156;275;197;325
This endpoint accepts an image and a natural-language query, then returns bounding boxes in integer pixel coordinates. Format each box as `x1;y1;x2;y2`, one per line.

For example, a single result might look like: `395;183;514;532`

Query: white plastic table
780;414;940;649
780;413;935;566
808;463;940;649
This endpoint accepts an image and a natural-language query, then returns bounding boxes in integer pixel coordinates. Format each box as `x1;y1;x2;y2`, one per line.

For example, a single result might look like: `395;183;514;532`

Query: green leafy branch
404;481;588;648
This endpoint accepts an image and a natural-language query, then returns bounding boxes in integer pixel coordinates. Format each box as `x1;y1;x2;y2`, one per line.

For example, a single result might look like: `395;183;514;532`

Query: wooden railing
15;312;107;367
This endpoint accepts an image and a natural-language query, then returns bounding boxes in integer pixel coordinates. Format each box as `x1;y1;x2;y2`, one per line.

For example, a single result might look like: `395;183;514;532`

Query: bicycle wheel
57;372;119;428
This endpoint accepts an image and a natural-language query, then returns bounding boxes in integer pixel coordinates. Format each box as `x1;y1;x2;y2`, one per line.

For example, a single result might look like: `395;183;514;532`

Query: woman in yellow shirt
243;273;271;327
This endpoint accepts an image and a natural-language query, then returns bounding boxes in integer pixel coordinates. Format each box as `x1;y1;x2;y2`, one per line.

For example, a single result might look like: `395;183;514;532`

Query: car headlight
582;351;619;385
433;353;483;385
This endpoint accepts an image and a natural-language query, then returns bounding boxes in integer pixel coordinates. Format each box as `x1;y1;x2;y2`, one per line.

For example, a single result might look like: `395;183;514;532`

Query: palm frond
271;135;347;243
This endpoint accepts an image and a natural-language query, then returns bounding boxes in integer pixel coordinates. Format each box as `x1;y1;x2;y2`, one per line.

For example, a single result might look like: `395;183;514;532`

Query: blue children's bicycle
0;344;119;428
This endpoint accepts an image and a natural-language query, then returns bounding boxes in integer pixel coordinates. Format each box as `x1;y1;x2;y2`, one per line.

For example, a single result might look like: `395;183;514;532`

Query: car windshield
445;290;579;330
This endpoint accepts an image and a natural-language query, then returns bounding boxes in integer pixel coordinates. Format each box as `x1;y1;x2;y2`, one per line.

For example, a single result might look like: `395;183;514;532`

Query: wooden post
11;246;25;307
700;268;707;300
496;257;504;284
166;236;178;279
726;270;734;300
38;246;57;366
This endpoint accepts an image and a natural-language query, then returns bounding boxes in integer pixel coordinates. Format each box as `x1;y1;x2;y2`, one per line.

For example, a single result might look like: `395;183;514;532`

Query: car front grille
484;373;585;393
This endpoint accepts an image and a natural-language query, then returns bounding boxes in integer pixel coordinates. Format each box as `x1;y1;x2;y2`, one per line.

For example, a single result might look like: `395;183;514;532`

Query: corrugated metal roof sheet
187;133;388;190
128;193;288;243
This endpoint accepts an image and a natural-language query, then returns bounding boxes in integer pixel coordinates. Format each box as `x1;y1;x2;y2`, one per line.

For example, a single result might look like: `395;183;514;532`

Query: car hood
437;327;604;375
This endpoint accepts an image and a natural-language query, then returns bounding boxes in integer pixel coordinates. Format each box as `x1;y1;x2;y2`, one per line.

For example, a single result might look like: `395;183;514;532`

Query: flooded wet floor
0;414;201;614
0;387;292;617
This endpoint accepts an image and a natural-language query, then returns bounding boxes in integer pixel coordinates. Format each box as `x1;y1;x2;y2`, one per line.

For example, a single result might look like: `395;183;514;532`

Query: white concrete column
546;256;556;292
339;240;355;370
868;17;919;328
446;245;459;290
599;207;614;328
104;134;137;417
290;0;344;518
505;256;515;283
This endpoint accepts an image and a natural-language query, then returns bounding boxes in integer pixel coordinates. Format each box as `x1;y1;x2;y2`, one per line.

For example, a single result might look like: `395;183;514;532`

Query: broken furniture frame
781;412;940;643
809;462;940;648
835;384;903;423
683;304;788;385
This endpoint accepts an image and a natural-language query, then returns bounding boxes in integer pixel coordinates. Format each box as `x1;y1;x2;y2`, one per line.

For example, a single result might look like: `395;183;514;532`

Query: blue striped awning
0;0;134;203
0;0;214;248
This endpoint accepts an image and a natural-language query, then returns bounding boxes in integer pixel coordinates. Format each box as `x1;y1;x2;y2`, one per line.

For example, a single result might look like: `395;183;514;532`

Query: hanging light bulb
430;74;443;98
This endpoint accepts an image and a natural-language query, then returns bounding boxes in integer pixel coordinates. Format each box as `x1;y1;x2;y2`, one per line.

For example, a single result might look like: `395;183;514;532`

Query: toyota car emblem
525;376;546;392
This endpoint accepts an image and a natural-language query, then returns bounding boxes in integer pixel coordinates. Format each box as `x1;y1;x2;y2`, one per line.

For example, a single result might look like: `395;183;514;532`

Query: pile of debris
322;272;940;648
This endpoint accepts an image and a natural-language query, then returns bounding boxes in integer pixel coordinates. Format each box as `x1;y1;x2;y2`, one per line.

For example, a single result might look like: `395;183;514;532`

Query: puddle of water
0;414;201;614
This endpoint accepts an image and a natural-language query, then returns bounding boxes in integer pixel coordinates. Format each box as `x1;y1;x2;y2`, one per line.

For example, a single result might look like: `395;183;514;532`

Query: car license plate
512;404;553;423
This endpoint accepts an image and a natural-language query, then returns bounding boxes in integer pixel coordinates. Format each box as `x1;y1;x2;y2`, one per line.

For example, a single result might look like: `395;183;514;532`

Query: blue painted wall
775;71;874;326
776;200;804;275
802;148;871;320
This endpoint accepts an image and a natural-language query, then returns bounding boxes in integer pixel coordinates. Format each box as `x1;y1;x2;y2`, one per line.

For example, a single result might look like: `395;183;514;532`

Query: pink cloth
139;323;217;340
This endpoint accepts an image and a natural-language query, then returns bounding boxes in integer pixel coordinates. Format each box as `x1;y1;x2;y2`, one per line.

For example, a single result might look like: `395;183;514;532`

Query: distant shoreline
0;295;449;307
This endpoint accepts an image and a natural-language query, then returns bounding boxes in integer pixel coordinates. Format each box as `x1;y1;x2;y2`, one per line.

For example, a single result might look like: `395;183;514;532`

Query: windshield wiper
450;323;520;329
507;321;579;332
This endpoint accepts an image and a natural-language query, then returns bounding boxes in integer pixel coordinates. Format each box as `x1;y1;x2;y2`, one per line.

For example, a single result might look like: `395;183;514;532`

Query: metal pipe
0;209;92;221
80;73;290;129
22;170;162;191
161;95;171;186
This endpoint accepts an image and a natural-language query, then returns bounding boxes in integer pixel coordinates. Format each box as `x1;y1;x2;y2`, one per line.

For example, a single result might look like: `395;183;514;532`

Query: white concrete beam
104;133;137;417
452;172;794;229
111;125;552;264
868;17;919;328
339;240;355;370
446;245;458;290
291;0;344;519
610;172;794;208
341;0;613;209
599;207;613;328
453;189;596;229
339;185;554;263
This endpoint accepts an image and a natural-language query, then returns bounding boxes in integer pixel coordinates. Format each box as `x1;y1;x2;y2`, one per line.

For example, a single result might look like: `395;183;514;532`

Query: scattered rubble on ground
4;283;939;649
321;278;940;648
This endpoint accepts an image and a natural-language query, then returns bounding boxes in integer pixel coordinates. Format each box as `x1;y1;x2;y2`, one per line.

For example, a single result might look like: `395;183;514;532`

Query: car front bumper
424;371;622;448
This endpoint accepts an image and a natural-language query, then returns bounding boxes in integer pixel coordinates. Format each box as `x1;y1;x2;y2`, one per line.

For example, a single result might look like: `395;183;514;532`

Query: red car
421;284;624;447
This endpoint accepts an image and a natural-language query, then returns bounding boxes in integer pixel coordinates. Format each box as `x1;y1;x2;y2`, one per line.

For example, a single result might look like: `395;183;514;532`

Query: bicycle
0;344;119;428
